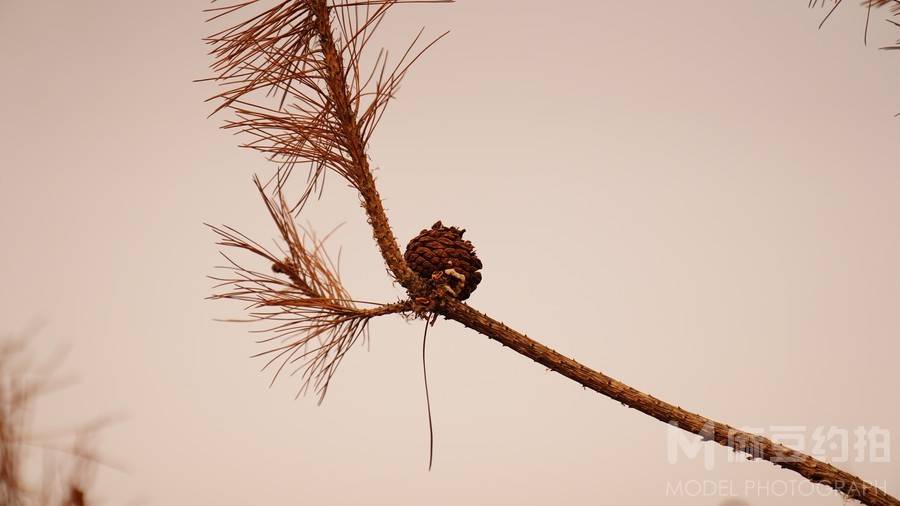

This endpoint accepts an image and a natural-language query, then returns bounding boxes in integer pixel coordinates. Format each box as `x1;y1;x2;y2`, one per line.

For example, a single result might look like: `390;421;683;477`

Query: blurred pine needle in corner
0;333;111;506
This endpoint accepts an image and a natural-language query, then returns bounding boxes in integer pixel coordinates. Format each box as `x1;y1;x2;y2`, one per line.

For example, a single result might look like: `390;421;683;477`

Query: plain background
1;1;898;505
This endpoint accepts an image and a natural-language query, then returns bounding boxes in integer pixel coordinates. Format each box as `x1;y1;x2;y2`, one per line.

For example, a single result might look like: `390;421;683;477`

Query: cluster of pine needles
203;0;450;206
204;0;449;402
209;177;413;402
813;0;900;48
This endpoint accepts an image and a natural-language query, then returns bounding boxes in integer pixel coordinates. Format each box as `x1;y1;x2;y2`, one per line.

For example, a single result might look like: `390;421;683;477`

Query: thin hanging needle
865;0;873;45
421;315;435;471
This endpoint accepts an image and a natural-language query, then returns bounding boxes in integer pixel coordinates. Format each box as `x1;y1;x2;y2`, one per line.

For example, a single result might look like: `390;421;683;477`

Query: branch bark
308;0;424;293
439;299;898;506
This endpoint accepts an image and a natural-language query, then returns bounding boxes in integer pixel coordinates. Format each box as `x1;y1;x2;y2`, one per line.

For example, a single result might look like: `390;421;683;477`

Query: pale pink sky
0;1;898;505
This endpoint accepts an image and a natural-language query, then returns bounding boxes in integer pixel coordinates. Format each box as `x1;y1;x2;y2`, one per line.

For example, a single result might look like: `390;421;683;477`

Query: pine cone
404;221;482;300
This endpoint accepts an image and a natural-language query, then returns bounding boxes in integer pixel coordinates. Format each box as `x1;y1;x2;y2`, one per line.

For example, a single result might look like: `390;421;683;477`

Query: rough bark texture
439;299;898;506
308;0;424;293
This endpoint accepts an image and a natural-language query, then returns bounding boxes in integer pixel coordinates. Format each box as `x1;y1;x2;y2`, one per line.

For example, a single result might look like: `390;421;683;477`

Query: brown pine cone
404;221;482;300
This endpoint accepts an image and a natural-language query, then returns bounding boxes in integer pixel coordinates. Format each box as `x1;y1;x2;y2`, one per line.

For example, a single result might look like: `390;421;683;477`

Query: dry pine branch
204;2;899;505
209;176;413;401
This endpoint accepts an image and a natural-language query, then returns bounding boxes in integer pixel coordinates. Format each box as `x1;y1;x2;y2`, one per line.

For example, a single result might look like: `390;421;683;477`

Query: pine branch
439;299;899;506
209;176;415;401
204;2;899;504
306;0;423;290
205;0;446;289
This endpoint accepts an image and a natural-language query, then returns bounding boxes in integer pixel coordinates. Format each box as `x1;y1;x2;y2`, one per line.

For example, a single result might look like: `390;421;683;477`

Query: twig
306;0;425;291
